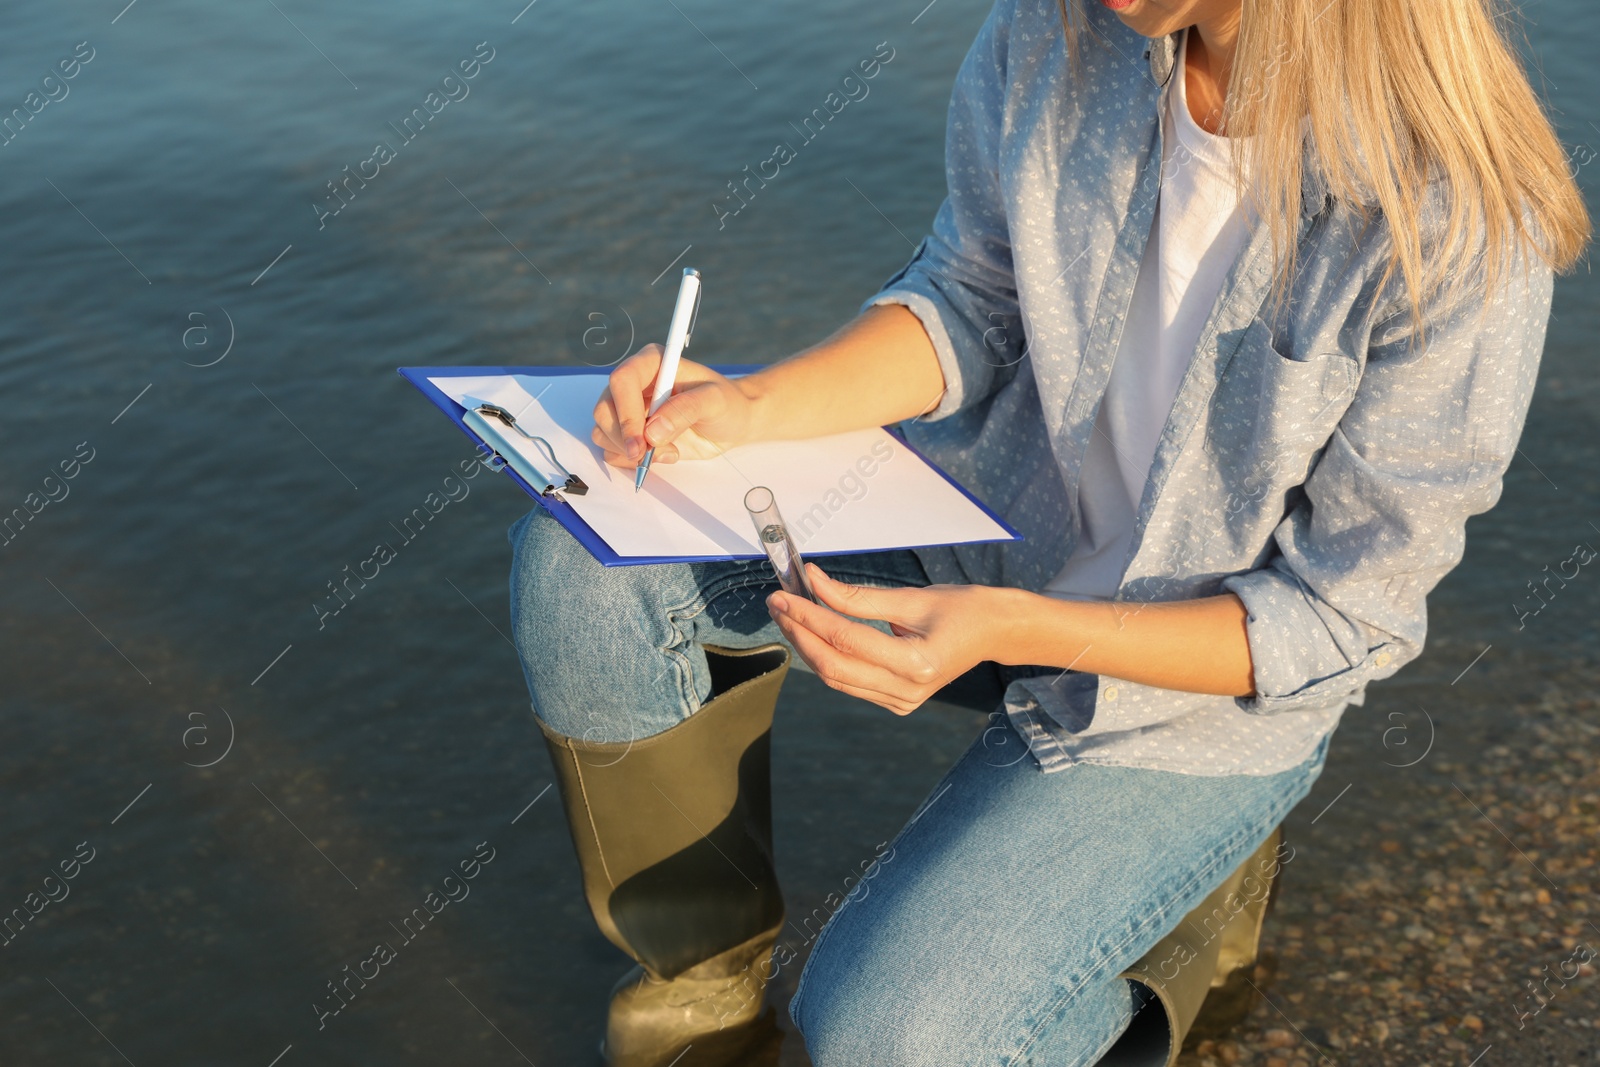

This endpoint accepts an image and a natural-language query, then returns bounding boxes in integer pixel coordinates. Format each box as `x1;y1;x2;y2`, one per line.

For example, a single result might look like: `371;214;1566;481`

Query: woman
510;0;1586;1063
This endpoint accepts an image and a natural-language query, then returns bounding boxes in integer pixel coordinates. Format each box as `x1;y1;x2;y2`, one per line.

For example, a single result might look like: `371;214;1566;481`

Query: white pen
634;267;703;493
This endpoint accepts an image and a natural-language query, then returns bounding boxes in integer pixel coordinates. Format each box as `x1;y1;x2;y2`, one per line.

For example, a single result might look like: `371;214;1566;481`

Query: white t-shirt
1044;30;1255;602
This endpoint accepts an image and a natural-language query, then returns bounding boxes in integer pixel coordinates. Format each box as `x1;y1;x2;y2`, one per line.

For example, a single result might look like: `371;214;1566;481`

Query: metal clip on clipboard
461;397;589;501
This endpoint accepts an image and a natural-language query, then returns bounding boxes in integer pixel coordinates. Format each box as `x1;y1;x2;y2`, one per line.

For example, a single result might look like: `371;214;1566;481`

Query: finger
773;586;948;688
829;679;921;716
598;440;679;469
782;622;922;715
771;590;946;690
775;577;942;682
644;382;725;449
592;397;631;467
806;564;925;629
771;588;904;662
591;387;630;459
772;609;921;714
606;345;663;460
591;408;625;457
599;441;678;468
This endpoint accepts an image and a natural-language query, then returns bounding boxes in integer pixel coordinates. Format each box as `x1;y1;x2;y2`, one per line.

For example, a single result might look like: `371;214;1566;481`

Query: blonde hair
1057;0;1590;333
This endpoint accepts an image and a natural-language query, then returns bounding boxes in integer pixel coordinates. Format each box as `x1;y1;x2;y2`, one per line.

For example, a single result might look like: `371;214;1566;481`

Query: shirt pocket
1212;317;1360;507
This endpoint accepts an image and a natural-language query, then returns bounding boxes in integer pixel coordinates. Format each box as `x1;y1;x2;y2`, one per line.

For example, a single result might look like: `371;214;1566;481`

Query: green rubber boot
1104;827;1287;1066
539;644;790;1067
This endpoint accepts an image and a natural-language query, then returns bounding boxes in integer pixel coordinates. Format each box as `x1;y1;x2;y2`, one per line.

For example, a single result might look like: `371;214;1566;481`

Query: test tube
743;486;817;603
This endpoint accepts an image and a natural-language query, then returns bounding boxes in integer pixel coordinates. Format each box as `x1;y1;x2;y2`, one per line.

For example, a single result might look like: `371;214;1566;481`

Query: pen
635;267;702;493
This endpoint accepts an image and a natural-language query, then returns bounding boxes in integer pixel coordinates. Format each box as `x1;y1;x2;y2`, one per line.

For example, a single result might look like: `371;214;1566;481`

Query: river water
1;1;1595;1064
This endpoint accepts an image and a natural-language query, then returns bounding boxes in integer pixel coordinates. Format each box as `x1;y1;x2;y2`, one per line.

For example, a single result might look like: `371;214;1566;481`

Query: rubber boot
538;644;790;1067
1186;825;1288;1040
1101;827;1286;1067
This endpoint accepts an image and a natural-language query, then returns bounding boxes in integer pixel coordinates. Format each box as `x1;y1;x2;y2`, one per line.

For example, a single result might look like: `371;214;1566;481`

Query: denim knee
790;935;908;1065
506;507;701;740
791;912;986;1067
507;507;605;653
794;929;1136;1067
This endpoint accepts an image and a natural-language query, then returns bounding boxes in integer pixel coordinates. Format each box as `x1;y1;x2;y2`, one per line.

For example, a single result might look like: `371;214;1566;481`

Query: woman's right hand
591;345;758;468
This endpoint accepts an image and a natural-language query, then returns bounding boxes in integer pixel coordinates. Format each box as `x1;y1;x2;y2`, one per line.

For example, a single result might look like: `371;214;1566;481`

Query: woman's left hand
766;563;1001;715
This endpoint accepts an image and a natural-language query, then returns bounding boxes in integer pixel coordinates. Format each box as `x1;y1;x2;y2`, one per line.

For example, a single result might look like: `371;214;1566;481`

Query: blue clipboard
399;364;1022;567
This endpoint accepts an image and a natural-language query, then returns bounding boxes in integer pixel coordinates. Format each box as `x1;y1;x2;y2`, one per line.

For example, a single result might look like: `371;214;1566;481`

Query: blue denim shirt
864;0;1552;775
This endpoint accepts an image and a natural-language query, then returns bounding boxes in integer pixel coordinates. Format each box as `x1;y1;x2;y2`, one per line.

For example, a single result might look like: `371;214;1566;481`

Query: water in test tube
743;486;817;603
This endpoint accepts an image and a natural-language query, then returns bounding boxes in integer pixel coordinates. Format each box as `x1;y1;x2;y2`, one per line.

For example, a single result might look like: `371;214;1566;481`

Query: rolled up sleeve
860;0;1022;422
1222;245;1554;715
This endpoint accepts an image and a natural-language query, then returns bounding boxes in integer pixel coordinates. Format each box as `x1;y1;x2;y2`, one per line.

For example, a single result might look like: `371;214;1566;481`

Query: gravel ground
1179;667;1600;1067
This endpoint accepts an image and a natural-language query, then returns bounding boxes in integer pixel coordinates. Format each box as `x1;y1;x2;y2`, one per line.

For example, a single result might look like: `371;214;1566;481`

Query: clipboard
399;365;1022;567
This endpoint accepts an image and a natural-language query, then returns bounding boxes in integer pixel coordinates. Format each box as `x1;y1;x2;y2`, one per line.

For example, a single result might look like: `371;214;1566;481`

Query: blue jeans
508;507;1329;1065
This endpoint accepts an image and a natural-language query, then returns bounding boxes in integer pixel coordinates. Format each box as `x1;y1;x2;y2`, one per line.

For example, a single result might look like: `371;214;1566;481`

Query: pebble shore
1181;677;1599;1067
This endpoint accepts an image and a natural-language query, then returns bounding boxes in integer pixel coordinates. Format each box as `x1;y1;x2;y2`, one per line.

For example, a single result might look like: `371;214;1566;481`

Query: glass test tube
743;486;817;603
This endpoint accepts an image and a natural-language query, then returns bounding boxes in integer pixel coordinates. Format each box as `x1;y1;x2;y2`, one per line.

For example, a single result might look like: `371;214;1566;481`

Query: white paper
430;373;1016;561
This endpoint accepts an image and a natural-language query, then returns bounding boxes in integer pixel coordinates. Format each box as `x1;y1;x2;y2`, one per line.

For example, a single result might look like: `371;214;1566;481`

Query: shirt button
1375;652;1392;667
1104;685;1119;702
